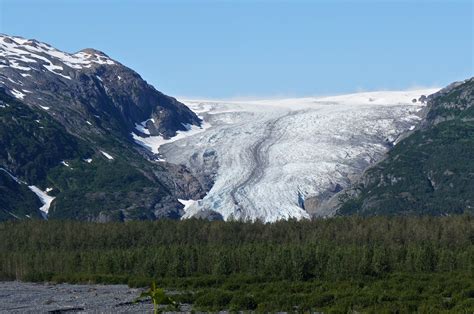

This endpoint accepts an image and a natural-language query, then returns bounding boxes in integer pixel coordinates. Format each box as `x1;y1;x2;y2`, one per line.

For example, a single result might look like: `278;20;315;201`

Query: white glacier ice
155;89;439;222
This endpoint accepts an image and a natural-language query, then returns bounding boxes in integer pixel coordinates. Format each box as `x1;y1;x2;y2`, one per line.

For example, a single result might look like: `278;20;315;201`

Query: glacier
138;89;439;222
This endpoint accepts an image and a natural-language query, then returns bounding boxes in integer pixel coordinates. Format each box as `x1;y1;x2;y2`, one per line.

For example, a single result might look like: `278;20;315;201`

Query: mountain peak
0;33;116;72
77;48;110;58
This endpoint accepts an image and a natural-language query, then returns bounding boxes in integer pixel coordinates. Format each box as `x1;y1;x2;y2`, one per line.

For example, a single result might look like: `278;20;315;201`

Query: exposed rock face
0;34;200;140
423;79;474;126
0;34;205;221
335;78;474;216
303;196;320;215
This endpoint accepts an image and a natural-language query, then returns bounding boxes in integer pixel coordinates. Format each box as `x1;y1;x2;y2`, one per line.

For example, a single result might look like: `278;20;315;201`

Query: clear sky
0;0;472;98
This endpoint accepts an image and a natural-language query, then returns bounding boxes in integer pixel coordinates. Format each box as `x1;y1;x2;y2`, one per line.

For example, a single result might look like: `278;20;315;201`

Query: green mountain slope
338;78;474;216
0;169;42;220
0;89;201;221
0;34;207;222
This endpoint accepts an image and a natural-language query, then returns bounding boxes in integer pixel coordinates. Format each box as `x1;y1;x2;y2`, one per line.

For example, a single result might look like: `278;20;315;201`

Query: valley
144;90;438;221
0;3;472;311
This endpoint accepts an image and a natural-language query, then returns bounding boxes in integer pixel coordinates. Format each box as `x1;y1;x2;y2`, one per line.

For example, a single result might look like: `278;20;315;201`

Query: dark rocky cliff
0;34;205;221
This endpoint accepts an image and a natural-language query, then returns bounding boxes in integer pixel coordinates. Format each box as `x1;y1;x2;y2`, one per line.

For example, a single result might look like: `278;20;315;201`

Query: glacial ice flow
154;89;439;222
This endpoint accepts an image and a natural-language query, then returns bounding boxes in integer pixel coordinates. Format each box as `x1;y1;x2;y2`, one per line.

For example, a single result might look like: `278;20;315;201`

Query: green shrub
229;293;257;311
195;290;233;310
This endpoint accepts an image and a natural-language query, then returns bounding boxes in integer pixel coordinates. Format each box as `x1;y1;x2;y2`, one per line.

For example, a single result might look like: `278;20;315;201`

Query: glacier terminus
132;89;439;222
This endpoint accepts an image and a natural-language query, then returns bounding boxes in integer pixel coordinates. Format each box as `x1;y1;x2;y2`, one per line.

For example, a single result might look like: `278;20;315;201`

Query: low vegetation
0;90;178;221
0;216;473;311
339;79;474;216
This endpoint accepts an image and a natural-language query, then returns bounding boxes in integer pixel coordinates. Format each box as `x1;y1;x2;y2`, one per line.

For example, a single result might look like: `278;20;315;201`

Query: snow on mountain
132;119;211;157
0;34;205;222
100;151;114;160
0;34;115;77
0;33;201;140
28;186;55;217
154;89;439;222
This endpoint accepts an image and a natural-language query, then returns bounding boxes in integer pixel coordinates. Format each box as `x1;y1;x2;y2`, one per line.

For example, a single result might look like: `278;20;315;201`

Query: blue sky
1;0;472;98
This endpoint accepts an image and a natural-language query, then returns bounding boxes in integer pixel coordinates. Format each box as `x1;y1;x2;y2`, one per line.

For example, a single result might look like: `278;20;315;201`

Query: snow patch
132;119;211;158
9;60;30;71
11;89;25;99
101;151;114;160
134;119;152;135
178;199;197;212
0;34;116;74
28;185;55;216
43;63;71;80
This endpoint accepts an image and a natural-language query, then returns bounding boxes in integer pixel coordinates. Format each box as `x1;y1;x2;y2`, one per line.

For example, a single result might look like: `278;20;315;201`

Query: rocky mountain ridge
0;34;205;221
0;34;200;140
335;77;474;216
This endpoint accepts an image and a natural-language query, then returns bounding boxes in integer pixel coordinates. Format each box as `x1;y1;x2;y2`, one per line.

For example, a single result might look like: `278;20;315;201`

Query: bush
194;290;233;310
229;293;257;311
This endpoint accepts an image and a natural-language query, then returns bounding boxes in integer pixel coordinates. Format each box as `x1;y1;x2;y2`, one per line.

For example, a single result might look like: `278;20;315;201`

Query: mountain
0;34;206;221
0;34;200;140
336;78;474;216
2;34;471;222
155;90;437;222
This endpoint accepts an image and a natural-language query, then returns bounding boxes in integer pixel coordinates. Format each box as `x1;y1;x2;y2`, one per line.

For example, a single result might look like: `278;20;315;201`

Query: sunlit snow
132;119;211;158
178;199;197;212
101;151;114;160
0;34;116;78
11;89;25;99
28;185;55;216
158;89;439;222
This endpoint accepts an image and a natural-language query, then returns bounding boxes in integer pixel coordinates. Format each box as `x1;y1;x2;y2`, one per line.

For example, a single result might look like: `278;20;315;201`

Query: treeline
0;216;473;311
0;216;473;281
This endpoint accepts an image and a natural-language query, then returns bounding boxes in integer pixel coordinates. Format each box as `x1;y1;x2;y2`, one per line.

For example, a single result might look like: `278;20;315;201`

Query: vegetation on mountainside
0;89;92;184
0;171;41;221
0;90;178;222
0;217;473;312
339;119;474;216
339;78;474;216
